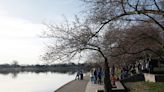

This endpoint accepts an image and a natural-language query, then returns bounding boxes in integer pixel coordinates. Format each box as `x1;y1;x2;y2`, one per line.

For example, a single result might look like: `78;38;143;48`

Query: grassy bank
125;81;164;92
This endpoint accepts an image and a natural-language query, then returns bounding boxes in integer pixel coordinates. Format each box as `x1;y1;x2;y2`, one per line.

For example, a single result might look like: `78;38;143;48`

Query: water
0;72;75;92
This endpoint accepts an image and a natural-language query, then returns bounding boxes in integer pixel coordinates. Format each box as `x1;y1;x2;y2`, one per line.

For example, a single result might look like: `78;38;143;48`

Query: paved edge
54;79;75;92
54;75;89;92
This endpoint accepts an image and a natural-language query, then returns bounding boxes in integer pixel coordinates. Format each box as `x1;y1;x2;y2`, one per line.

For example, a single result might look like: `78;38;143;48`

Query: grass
143;82;164;92
125;81;164;92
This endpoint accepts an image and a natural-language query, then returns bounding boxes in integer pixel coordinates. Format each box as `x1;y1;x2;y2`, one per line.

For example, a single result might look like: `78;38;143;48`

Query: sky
0;0;84;65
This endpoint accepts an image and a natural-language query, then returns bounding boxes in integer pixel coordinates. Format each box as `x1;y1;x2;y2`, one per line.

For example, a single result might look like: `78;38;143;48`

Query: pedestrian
75;70;80;80
90;69;94;83
93;69;97;84
80;70;83;80
97;68;103;84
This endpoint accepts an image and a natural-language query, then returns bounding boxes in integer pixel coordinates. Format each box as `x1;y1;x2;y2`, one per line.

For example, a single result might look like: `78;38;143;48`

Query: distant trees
0;63;90;75
12;60;19;67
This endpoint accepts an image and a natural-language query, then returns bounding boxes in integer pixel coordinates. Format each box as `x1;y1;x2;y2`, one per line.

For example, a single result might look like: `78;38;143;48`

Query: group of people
120;64;137;80
137;60;154;73
75;68;103;82
75;69;84;80
90;68;103;84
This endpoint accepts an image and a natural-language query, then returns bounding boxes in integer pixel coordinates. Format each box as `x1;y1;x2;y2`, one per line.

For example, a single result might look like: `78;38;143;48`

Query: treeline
0;63;92;74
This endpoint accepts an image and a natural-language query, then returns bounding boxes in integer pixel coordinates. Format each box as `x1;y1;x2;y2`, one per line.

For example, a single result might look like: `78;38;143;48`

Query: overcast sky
0;0;84;65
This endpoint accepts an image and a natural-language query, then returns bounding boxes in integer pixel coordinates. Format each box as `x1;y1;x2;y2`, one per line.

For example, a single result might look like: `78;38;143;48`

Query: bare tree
79;0;164;69
73;1;164;91
42;17;112;92
103;22;163;65
42;1;164;92
82;0;164;39
43;19;162;92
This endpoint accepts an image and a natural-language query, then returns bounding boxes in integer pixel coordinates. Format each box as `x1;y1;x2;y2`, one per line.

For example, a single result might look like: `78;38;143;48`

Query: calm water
0;72;75;92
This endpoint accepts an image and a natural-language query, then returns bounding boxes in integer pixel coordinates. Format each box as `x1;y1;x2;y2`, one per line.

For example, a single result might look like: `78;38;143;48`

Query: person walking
75;70;80;80
97;68;103;84
93;69;97;84
80;70;83;80
90;69;94;83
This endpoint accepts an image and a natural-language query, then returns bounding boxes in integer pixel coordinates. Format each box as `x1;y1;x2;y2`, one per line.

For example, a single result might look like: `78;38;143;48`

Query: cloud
0;15;47;64
0;15;46;38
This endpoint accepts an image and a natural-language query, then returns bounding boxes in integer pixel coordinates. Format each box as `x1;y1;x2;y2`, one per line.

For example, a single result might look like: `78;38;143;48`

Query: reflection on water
0;72;75;92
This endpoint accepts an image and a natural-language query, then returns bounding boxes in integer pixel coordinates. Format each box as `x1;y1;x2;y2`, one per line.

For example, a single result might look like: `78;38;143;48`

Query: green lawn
125;81;164;92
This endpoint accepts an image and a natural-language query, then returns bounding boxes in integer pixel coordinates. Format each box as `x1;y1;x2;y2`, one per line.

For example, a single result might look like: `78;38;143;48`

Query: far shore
0;63;91;74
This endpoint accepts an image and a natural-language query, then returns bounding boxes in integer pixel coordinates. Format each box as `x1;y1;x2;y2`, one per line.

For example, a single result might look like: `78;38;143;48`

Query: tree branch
153;0;161;11
144;14;164;30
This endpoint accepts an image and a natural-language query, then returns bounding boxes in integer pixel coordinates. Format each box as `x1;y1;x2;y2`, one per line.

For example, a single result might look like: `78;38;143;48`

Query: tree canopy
42;0;164;92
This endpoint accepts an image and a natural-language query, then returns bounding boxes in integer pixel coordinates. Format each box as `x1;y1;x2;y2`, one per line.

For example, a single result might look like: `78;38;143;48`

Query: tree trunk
104;57;112;92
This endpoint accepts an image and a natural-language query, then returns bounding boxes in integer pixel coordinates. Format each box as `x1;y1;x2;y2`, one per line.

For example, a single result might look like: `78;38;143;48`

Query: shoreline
54;74;89;92
54;79;75;92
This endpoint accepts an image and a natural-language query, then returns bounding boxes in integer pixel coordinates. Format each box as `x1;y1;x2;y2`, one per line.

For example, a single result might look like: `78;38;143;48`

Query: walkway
55;76;89;92
55;76;125;92
85;81;125;92
85;81;104;92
